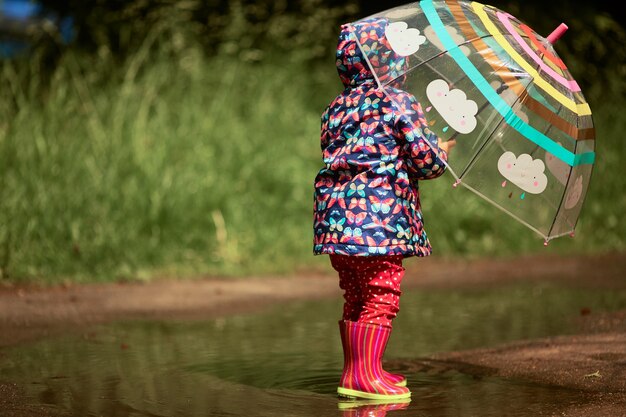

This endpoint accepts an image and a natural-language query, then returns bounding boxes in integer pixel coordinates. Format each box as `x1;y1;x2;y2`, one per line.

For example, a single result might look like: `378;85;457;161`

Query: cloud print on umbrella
498;152;548;194
385;21;426;56
564;175;583;209
385;7;417;19
424;25;471;56
426;79;478;134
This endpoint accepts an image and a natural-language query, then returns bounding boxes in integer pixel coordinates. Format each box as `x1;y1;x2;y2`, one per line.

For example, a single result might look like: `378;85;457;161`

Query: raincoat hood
335;17;410;88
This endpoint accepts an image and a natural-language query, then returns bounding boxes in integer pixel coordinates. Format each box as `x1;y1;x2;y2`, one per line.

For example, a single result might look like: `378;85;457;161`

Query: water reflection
338;398;411;416
1;282;625;416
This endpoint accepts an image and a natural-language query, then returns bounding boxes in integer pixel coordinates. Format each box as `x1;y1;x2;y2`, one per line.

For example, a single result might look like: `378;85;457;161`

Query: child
313;17;454;400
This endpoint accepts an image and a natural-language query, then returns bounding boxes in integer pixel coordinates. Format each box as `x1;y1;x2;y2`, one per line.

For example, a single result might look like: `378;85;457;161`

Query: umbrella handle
546;23;568;44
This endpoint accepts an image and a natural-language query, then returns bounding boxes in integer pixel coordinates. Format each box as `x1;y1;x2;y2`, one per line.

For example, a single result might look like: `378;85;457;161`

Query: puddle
1;281;625;416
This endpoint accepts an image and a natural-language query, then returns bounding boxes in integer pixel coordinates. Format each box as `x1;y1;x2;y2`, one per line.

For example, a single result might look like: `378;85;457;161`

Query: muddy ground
1;251;625;416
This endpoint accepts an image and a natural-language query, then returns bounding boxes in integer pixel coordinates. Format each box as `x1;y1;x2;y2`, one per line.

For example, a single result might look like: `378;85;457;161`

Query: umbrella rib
453;60;527;179
385;49;453;88
525;51;578;237
547;149;575;239
455;103;512;180
546;98;576;238
456;181;548;240
382;34;493;87
550;102;596;238
568;125;595;236
448;59;524;143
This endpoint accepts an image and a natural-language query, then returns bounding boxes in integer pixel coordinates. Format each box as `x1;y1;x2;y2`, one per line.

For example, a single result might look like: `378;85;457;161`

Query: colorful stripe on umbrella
520;23;567;70
471;2;591;116
497;12;580;92
421;0;594;166
445;0;594;141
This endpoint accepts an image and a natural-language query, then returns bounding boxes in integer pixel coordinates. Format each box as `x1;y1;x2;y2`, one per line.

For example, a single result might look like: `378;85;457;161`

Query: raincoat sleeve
320;106;330;148
394;91;448;181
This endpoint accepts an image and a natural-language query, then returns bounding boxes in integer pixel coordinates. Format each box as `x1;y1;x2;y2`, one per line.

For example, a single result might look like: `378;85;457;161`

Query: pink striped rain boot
337;321;411;400
339;321;406;387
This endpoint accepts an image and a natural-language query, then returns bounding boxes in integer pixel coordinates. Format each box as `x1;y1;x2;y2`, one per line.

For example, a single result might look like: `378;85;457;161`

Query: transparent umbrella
347;0;595;244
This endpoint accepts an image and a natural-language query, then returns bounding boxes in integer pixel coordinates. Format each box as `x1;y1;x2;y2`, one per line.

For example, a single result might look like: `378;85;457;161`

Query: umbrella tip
546;23;568;44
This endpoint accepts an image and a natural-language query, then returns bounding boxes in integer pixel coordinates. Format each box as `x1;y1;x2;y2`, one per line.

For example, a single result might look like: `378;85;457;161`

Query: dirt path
2;251;624;348
1;251;625;416
389;332;626;416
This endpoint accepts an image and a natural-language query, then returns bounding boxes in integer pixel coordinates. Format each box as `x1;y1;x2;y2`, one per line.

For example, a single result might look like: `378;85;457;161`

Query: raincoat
313;18;448;257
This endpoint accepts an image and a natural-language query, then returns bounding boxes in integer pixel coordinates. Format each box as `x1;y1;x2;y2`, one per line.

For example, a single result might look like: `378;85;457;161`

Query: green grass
0;42;624;284
0;46;330;283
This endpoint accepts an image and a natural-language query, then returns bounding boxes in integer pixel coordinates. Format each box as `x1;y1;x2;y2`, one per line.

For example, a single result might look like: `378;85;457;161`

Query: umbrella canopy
347;0;595;243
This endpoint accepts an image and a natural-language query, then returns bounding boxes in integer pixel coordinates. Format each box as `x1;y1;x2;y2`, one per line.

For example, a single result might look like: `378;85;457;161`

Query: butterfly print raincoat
313;18;447;257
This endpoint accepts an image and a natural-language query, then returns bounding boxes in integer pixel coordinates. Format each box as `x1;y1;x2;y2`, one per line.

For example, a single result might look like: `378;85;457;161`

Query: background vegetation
0;0;624;284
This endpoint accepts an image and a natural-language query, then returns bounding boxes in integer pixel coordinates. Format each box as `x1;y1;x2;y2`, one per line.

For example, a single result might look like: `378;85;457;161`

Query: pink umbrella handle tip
546;23;568;44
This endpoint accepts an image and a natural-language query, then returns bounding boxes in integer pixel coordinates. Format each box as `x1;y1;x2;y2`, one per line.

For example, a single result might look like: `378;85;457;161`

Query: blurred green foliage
0;1;624;283
34;0;623;102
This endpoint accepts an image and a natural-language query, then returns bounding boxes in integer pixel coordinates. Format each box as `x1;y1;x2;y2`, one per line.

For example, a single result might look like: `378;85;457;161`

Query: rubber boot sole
337;397;411;409
337;386;411;400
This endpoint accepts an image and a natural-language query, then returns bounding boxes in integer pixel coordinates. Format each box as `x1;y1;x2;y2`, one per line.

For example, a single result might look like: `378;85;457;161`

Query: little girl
313;17;454;400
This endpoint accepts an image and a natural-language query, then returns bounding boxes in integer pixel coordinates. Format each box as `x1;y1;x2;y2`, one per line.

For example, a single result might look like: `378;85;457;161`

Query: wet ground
1;252;625;416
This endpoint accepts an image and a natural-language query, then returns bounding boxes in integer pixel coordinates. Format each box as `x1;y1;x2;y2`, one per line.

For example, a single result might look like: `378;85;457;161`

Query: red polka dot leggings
330;254;404;328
